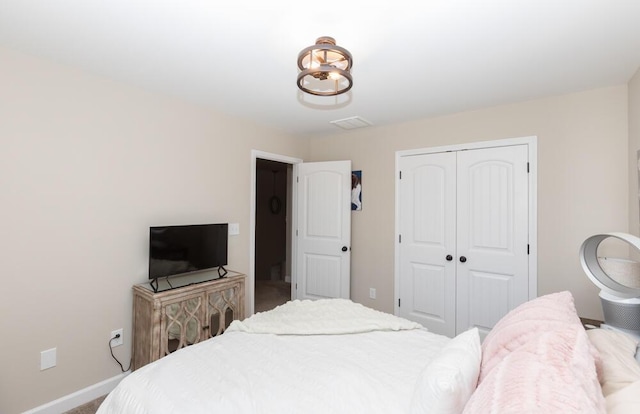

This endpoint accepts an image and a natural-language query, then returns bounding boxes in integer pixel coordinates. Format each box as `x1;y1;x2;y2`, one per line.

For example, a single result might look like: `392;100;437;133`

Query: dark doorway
254;159;292;312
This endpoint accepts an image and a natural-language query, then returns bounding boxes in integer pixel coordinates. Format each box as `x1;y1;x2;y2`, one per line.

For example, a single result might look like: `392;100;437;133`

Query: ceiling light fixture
297;37;353;96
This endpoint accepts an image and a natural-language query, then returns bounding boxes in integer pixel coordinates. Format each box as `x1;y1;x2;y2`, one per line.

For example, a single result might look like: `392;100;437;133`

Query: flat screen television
148;223;228;285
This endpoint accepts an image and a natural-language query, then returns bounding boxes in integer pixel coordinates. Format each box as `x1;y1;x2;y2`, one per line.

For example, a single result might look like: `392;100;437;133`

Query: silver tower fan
579;232;640;341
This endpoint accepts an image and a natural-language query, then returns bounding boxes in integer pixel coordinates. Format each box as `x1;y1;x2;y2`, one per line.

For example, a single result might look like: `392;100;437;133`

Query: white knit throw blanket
227;298;422;335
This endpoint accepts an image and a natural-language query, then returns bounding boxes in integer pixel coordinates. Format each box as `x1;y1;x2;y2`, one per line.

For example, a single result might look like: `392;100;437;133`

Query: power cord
109;333;132;372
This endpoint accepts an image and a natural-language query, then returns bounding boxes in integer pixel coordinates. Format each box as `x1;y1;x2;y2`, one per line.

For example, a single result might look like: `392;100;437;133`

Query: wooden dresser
132;272;245;370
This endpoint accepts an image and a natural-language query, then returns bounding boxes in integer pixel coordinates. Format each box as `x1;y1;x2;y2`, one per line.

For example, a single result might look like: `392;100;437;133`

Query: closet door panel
398;152;456;337
456;145;529;336
465;271;512;335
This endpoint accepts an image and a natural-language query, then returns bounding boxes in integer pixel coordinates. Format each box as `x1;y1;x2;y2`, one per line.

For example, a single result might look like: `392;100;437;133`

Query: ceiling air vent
329;116;373;130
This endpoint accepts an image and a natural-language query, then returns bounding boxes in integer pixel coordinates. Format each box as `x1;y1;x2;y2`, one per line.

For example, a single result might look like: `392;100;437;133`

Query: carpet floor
63;395;106;414
255;279;291;313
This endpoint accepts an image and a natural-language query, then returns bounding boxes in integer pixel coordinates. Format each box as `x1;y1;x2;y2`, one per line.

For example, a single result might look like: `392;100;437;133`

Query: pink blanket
463;292;605;413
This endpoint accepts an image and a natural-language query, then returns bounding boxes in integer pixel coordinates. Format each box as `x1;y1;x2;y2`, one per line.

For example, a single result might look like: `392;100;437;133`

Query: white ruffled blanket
227;298;422;335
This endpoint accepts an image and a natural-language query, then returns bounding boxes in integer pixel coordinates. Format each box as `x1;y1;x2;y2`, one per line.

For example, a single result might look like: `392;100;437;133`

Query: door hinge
296;229;298;236
296;176;299;183
398;298;401;307
527;162;530;173
296;283;298;290
527;244;530;254
399;171;402;179
399;234;402;243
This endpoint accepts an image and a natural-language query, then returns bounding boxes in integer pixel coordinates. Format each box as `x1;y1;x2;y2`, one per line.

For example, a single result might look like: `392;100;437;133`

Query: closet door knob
459;256;467;263
446;255;453;261
341;246;348;252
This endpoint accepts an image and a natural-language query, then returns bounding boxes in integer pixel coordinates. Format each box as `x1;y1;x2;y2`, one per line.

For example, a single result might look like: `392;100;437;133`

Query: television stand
132;271;245;371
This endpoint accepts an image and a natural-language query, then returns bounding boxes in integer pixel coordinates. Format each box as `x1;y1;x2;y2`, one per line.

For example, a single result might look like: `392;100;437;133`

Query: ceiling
1;1;640;137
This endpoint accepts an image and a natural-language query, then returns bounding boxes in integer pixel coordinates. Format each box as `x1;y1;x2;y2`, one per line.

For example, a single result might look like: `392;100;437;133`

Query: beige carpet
63;395;106;414
255;279;291;313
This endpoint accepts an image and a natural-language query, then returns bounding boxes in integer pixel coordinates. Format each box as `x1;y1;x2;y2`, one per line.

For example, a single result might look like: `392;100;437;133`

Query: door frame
250;150;303;316
393;136;538;317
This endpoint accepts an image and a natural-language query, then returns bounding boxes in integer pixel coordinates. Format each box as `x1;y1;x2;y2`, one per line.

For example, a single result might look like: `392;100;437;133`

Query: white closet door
398;152;457;337
455;145;529;337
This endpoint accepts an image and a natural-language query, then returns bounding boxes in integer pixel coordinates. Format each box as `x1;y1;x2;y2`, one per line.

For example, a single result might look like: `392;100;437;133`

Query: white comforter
97;299;449;414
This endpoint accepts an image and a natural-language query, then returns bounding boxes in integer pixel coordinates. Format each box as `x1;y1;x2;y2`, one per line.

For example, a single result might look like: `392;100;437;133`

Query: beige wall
0;47;308;414
629;68;640;237
309;86;629;321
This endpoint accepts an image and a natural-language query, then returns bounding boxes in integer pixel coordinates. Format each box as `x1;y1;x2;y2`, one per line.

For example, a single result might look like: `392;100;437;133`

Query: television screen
148;223;228;280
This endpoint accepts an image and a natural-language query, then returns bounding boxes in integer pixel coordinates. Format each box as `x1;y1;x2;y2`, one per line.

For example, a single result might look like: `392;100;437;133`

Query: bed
97;292;640;414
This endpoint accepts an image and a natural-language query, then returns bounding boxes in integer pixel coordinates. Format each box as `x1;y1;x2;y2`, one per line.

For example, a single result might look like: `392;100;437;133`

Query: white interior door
455;145;529;337
398;152;457;337
295;161;351;300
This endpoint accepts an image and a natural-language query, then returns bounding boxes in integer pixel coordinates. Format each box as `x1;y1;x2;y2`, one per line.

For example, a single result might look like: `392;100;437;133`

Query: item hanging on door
269;170;282;214
351;170;362;211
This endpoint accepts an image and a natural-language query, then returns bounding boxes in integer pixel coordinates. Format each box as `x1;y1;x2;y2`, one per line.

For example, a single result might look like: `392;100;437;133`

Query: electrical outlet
110;329;123;347
369;288;376;299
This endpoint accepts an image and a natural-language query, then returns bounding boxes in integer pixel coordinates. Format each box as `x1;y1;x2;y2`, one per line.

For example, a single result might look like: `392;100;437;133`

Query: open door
295;160;352;300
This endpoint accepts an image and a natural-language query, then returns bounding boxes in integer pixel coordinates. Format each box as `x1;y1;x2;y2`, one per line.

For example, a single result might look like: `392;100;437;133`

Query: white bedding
98;300;449;414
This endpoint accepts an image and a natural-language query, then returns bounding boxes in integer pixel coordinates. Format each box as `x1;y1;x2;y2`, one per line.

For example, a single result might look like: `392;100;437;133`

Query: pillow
586;328;640;396
463;324;606;413
479;291;582;381
410;328;481;414
605;380;640;414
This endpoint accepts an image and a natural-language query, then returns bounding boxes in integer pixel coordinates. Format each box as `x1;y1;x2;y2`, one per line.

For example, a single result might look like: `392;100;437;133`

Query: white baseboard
23;371;129;414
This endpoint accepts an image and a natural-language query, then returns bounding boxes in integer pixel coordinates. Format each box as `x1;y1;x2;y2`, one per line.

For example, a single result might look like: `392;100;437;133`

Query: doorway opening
254;158;292;313
250;151;353;314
